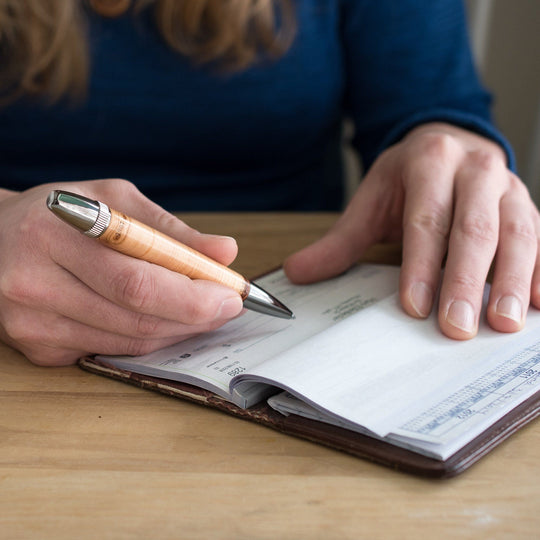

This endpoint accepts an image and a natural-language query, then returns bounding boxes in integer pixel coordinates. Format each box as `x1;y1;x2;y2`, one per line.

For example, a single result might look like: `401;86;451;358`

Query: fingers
486;175;538;332
288;124;539;343
399;133;460;319
530;216;540;310
10;261;234;339
0;179;245;365
436;151;506;338
395;126;539;340
0;303;210;367
51;234;244;325
44;179;244;326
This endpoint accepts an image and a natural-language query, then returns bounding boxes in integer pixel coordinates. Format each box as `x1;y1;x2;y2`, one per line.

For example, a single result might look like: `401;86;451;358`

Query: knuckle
2;313;41;344
0;269;33;304
134;313;162;338
18;202;45;237
456;213;497;244
502;217;536;246
15;208;50;254
508;172;528;192
2;318;26;343
114;267;158;312
467;149;504;173
101;178;139;198
124;338;157;357
94;178;145;208
415;132;461;162
408;201;451;240
153;208;183;234
449;270;484;293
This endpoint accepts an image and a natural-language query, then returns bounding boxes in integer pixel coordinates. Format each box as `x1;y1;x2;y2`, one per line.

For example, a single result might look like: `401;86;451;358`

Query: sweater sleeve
341;0;516;171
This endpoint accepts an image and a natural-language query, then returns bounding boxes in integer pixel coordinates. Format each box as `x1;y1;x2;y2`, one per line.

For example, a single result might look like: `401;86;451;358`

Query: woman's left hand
284;122;540;339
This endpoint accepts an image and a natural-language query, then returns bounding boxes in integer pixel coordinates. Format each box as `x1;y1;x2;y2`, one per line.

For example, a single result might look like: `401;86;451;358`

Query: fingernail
216;296;243;320
446;300;475;333
410;282;433;318
205;234;236;242
495;295;522;324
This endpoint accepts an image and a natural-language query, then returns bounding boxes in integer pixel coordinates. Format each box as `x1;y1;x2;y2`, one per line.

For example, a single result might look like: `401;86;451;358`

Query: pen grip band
99;209;250;299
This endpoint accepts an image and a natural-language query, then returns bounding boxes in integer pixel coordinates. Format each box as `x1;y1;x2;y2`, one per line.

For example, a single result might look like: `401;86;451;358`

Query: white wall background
465;0;540;203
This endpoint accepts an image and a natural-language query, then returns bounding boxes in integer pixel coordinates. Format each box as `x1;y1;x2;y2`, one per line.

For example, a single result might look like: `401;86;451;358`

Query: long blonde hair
0;0;295;103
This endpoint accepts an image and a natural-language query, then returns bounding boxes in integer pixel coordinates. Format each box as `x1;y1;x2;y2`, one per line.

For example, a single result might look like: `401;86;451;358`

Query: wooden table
1;213;539;539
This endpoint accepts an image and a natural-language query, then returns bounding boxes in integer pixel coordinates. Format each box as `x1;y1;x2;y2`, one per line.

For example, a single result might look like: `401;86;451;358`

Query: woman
0;0;538;365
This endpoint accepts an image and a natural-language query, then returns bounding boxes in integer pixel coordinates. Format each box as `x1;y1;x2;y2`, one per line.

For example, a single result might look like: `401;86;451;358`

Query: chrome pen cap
47;190;111;237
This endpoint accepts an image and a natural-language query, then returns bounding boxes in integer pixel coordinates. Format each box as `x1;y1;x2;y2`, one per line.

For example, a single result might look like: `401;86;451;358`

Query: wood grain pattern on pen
47;189;293;319
100;209;250;298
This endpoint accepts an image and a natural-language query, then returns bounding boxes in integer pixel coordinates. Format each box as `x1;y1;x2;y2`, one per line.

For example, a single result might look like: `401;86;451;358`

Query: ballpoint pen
46;190;294;320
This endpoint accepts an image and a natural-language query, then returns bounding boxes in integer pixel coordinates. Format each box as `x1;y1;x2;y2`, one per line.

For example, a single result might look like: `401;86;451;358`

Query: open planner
79;264;540;477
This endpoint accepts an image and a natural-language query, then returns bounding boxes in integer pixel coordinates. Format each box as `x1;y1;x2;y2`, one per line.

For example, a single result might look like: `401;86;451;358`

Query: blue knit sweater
0;0;513;211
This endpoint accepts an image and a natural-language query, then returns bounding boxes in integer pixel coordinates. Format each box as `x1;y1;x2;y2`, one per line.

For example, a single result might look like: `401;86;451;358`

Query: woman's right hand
0;179;244;366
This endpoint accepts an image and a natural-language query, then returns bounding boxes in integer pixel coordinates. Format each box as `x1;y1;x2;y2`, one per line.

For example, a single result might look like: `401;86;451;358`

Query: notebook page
237;291;540;447
98;264;400;406
268;318;540;460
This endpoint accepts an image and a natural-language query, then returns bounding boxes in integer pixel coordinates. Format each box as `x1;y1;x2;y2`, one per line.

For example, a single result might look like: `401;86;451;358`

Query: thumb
283;228;364;284
284;182;384;284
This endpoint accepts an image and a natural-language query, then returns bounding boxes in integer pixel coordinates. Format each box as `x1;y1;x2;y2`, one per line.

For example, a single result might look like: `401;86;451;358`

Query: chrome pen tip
243;283;294;320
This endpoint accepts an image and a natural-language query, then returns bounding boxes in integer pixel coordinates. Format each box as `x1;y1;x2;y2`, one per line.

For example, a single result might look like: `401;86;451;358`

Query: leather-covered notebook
79;356;540;478
78;264;540;478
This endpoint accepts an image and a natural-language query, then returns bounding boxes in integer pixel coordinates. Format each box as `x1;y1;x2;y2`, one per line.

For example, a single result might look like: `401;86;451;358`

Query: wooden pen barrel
99;209;250;298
